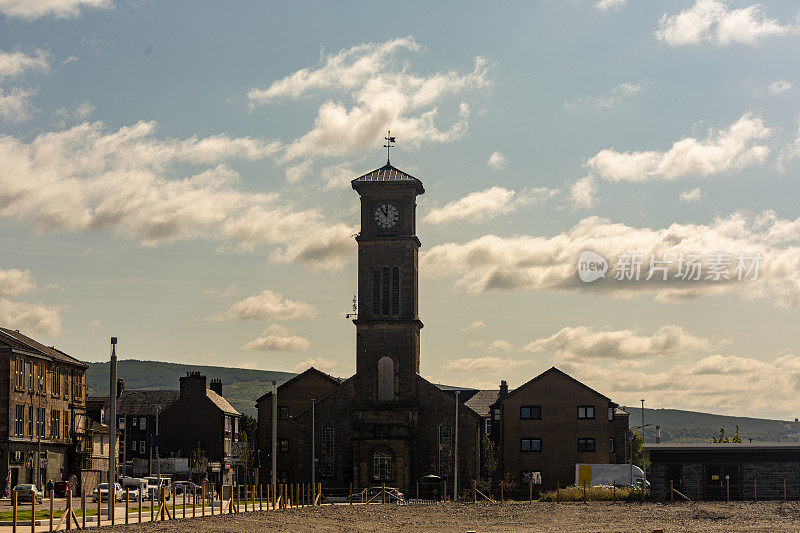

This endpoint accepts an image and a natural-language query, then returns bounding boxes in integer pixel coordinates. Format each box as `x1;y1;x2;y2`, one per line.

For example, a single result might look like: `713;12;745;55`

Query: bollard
203;486;207;517
125;487;130;524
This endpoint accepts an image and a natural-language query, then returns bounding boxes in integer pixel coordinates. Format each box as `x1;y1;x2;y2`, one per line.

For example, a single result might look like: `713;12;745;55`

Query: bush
539;484;646;502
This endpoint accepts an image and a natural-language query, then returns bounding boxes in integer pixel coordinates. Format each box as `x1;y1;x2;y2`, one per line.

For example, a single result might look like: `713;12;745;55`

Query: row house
0;327;88;490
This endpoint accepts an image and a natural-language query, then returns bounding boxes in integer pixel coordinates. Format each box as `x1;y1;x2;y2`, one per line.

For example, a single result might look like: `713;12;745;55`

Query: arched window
320;423;334;477
377;356;394;402
438;422;453;477
373;450;392;481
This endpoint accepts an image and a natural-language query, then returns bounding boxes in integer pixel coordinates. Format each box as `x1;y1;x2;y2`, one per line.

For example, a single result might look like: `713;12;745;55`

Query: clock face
373;202;400;230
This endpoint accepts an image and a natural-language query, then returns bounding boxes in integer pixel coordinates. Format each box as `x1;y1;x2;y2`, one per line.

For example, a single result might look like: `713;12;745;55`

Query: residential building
0;327;88;490
490;367;630;491
114;390;179;476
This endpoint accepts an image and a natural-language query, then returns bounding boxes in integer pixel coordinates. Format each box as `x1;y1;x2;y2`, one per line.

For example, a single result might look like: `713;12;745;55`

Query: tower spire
383;130;396;165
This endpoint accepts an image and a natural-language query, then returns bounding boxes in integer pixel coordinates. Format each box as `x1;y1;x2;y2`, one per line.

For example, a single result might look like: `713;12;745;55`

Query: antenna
383;130;396;164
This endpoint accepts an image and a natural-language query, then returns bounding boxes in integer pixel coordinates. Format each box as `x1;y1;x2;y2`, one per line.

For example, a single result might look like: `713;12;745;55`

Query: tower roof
351;163;425;194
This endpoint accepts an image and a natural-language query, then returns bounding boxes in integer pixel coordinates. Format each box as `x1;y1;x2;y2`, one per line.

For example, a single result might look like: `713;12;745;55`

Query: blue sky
2;0;800;419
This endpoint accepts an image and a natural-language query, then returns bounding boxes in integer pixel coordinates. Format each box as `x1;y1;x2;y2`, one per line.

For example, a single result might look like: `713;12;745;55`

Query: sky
2;0;800;419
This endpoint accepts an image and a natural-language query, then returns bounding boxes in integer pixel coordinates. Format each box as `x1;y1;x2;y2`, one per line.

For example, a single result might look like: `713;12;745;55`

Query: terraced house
0;327;88;490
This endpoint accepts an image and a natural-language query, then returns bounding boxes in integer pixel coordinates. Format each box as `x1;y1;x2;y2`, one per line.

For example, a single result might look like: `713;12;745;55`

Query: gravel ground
93;501;800;532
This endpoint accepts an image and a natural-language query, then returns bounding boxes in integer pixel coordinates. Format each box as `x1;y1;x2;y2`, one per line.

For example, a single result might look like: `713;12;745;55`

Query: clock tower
351;162;425;407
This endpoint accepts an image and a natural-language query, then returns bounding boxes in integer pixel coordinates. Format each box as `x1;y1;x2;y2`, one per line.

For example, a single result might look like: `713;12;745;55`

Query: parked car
121;477;148;500
174;481;202;495
12;484;43;503
144;476;171;500
348;486;404;503
92;483;124;502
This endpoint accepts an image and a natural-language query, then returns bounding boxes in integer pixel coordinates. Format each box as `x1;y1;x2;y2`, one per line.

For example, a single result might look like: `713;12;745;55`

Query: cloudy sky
2;0;800;419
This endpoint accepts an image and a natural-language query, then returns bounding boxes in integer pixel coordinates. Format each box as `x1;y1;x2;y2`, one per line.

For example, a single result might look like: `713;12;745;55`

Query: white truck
575;464;649;488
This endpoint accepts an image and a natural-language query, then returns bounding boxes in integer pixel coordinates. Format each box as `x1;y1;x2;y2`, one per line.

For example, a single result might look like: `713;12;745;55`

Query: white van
121;477;148;500
144;476;172;500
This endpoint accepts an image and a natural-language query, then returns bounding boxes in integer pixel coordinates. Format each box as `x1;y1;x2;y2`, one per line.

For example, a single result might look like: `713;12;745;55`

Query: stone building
489;367;630;490
160;372;241;485
257;162;483;495
0;327;88;490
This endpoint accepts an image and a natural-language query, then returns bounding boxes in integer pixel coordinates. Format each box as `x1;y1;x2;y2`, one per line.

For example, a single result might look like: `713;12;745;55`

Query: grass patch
539;485;647;502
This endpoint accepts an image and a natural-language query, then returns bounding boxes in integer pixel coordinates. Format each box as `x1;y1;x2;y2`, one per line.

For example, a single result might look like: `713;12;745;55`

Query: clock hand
382;206;388;217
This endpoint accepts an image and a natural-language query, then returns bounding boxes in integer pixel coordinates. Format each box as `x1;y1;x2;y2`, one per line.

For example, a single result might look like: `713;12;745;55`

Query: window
52;367;60;396
28;362;34;391
15;358;25;389
15;405;24;437
131;440;137;451
578;438;596;452
37;363;45;394
118;418;125;429
521;438;542;452
277;406;290;420
485;418;491;436
27;406;33;437
140;440;146;454
119;441;125;455
373;451;391;481
73;371;83;399
522;471;542;485
520;405;541;420
492;408;501;421
320;423;335;477
132;418;137;427
608;407;615;421
577;405;595;419
608;438;615;453
438;422;453;476
277;439;289;453
64;410;69;439
377;356;394;402
37;407;45;437
391;267;400;315
63;370;69;400
51;410;60;439
140;417;146;430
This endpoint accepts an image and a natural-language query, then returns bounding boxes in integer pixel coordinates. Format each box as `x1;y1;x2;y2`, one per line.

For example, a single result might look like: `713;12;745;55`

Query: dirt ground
92;500;800;532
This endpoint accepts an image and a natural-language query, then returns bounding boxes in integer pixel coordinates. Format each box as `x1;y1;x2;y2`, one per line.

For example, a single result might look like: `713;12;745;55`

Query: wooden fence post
81;490;86;529
698;479;701;501
556;481;560;504
125;487;130;524
473;479;477;503
260;485;263;511
416;482;419;501
172;486;176;519
193;486;196;518
97;489;101;526
30;487;35;533
382;482;386;504
318;483;322;505
612;481;616;502
670;480;674;503
138;489;142;523
726;478;730;502
66;489;71;531
49;488;54;531
583;482;586;503
500;481;504;503
12;491;16;533
202;485;206;517
754;478;757;501
529;479;533;503
784;478;788;501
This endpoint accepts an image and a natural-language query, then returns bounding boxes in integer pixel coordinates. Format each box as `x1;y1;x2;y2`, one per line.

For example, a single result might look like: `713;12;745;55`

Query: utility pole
454;391;459;502
108;337;117;522
156;405;161;480
311;398;315;490
271;381;277;499
641;399;646;494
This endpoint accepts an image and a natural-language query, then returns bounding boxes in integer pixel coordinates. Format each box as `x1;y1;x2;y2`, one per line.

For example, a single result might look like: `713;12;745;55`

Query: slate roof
351;164;425;194
0;327;88;367
255;367;341;405
464;389;500;417
94;390;179;416
207;389;239;415
495;367;613;405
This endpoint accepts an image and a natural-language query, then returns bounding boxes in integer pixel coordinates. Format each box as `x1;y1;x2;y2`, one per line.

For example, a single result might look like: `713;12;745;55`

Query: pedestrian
46;479;54;497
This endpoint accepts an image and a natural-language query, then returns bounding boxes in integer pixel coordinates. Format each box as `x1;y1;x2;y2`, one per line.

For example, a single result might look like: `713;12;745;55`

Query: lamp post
641;399;646;496
108;338;117;521
453;391;459;502
311;398;315;490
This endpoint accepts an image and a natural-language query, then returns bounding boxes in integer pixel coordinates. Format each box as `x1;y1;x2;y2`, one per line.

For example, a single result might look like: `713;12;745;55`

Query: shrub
539;484;646;502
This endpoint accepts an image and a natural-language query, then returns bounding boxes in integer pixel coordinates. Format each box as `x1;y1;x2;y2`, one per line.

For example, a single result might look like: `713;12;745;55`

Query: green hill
86;359;297;417
626;407;800;443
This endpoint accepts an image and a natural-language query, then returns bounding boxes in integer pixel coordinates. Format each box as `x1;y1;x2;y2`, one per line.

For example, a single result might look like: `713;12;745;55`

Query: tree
190;442;208;478
476;433;499;491
711;426;742;443
629;429;644;467
241;414;257;448
234;430;255;485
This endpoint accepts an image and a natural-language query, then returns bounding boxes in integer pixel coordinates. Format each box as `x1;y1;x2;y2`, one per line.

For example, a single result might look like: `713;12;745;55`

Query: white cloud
656;0;795;47
523;325;715;360
285;160;312;184
570;175;596;209
442;356;528;372
320;161;359;190
595;0;627;11
87;319;101;330
290;356;338;373
0;298;61;336
587;114;771;182
487;340;515;353
0;50;49;79
0;0;111;20
201;285;240;298
487;151;505;170
241;324;311;352
0;49;50;122
54;101;94;124
768;80;792;95
423;186;557;226
0;268;36;296
0;120;356;270
679;187;704;202
249;37;492;161
781;120;800;163
221;289;315;322
421;210;800;306
459;320;486;333
564;81;646;109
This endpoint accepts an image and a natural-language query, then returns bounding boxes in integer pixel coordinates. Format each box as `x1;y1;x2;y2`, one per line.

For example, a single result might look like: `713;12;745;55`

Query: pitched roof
0;327;88;368
95;390;180;416
255;367;341;405
464;389;500;416
207;389;239;415
494;367;613;405
351;163;425;194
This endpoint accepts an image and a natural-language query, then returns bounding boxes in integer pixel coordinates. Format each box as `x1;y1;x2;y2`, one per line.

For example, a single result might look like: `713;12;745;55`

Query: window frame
520;438;542;452
608;437;615;453
577;405;595;420
578;438;596;452
277;406;290;420
520;405;542;420
277;438;289;453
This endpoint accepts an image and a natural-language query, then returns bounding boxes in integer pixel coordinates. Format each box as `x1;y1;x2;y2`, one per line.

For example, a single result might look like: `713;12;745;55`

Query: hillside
86;359;297;417
626;407;800;443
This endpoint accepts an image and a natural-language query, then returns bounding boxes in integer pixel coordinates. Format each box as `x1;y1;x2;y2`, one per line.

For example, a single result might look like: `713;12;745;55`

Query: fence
5;482;325;531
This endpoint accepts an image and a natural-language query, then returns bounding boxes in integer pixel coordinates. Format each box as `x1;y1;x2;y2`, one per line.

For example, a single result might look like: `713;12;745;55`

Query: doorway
704;464;741;500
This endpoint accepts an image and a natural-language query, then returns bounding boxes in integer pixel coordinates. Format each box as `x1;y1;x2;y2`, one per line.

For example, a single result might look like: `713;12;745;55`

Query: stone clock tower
351;163;425;407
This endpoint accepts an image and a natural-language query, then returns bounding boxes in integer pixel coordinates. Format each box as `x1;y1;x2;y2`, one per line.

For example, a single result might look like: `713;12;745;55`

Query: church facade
257;162;483;495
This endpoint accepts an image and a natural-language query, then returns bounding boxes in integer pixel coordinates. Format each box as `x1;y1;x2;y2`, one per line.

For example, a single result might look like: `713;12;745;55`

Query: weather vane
383;130;396;164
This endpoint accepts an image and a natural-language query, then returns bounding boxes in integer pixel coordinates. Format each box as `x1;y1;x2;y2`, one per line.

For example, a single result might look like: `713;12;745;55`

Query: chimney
499;380;509;399
210;378;223;396
179;371;207;399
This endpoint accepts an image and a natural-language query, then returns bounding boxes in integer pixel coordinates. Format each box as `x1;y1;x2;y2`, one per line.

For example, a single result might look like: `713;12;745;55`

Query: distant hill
626;407;800;443
86;359;297;417
87;361;800;441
